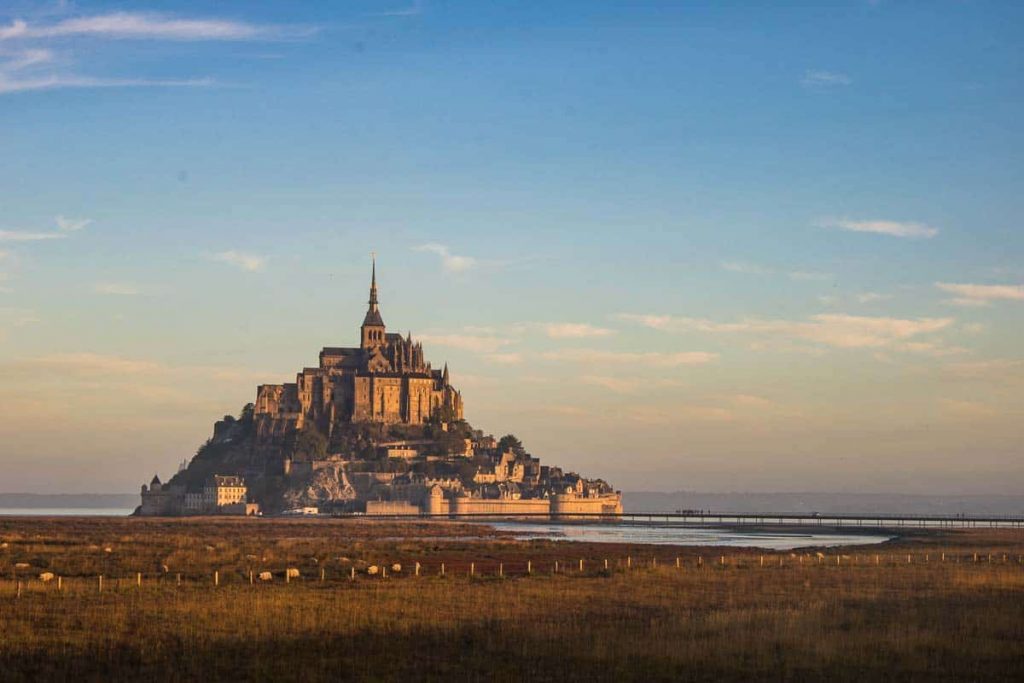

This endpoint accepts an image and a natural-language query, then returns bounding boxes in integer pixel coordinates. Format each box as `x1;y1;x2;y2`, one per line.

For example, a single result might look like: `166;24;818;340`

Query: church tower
360;256;386;349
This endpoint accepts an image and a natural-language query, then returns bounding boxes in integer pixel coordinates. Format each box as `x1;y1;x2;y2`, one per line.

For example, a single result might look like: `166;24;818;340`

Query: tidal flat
1;517;1022;682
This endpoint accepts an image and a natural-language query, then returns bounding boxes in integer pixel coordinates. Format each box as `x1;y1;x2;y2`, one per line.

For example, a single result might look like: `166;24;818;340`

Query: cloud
939;398;998;419
542;348;718;367
821;218;938;239
419;333;512;354
0;47;54;70
483;353;523;365
414;244;477;274
581;375;685;394
801;70;851;87
0;352;165;378
94;282;139;296
617;312;956;353
856;292;891;304
935;282;1024;307
544;323;614;339
55;215;92;232
721;260;830;281
0;230;65;241
0;13;315;42
626;404;735;424
206;250;266;272
0;73;214;94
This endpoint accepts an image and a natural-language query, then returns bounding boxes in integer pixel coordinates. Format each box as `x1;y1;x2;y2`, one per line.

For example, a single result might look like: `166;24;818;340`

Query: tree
290;427;327;462
497;434;525;456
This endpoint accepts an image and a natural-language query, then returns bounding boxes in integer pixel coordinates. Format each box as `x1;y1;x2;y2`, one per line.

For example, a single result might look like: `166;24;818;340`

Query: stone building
254;259;463;440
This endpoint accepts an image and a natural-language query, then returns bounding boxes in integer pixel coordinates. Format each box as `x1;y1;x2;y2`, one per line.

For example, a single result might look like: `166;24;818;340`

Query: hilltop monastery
140;260;621;518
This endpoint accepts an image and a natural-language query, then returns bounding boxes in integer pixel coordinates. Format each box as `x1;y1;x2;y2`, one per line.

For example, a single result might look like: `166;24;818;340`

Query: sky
0;0;1022;495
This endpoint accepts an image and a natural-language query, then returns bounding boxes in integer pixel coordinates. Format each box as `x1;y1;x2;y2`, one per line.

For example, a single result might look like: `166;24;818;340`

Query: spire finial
368;252;379;310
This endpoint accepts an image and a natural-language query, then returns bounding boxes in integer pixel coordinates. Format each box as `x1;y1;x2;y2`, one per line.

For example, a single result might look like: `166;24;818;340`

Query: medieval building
253;259;463;440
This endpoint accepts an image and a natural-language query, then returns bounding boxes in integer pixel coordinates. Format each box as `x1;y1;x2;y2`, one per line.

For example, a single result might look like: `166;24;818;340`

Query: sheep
258;572;273;582
286;568;300;579
39;572;54;583
103;547;113;553
391;563;402;573
14;562;29;569
366;565;379;576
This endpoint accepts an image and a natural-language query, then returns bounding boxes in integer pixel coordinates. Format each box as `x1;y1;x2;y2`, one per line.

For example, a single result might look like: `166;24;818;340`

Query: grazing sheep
161;564;170;573
14;562;29;569
366;565;379;575
391;563;402;573
258;572;273;582
286;568;300;579
39;572;54;583
0;542;8;549
815;552;826;559
103;547;113;553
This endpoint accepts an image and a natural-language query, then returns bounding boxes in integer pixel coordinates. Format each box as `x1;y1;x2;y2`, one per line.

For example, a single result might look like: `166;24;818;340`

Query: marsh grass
0;518;1022;681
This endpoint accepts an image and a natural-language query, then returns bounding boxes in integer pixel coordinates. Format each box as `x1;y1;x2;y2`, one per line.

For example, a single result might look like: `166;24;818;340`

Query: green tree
290;427;327;462
497;434;525;456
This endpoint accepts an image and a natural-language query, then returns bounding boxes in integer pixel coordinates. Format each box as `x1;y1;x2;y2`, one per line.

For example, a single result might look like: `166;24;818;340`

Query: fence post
579;559;584;572
321;568;325;583
470;562;474;577
698;556;703;568
652;557;656;568
499;563;503;577
137;572;142;587
17;581;22;599
605;559;610;570
907;554;911;564
626;556;631;569
527;560;532;575
351;567;356;581
98;575;103;593
176;573;181;586
676;557;680;569
249;571;254;585
760;555;764;567
215;571;219;587
415;562;420;577
58;576;62;591
554;560;559;573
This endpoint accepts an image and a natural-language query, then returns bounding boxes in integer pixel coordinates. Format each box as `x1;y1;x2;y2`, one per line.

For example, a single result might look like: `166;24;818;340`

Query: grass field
1;517;1022;681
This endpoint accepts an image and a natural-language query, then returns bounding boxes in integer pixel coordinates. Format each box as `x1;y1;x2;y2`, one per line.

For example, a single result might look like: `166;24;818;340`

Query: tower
360;256;386;349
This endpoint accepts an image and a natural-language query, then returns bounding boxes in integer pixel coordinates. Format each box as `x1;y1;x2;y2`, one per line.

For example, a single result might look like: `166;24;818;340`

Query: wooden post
470;562;474;577
415;562;420;577
720;556;725;566
941;553;945;563
286;570;289;584
249;571;253;585
137;572;142;587
698;556;703;568
99;575;103;593
554;560;559;573
527;560;532;574
875;555;879;565
760;555;763;567
57;576;62;591
499;563;503;577
778;556;783;567
176;573;181;586
626;556;631;568
17;581;22;599
836;556;840;566
606;559;610;570
382;566;387;578
907;554;911;564
652;557;656;568
579;559;584;572
440;563;445;577
321;568;325;583
351;567;356;581
215;571;219;586
676;557;680;569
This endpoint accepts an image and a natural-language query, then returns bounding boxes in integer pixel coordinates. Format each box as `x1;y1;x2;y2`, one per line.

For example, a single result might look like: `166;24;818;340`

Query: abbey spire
361;255;386;348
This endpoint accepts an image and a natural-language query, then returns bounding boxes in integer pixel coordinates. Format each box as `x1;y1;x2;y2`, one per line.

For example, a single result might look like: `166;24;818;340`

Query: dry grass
1;517;1022;682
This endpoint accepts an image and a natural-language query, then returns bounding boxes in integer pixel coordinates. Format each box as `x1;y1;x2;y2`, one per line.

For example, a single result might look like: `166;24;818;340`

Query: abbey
253;259;463;440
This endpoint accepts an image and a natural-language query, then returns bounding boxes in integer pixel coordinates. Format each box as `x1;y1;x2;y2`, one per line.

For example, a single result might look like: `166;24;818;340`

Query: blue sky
1;1;1022;494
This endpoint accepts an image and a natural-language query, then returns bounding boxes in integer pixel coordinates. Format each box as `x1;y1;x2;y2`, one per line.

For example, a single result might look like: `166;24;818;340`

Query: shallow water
488;521;893;550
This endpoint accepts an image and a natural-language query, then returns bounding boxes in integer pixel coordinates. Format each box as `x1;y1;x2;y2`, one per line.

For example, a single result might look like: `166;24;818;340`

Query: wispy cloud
483;352;523;365
821;218;938;239
935;282;1024;307
206;250;266;272
0;13;315;42
0;72;214;94
721;260;830;281
544;322;614;339
542;348;718;367
581;375;684;394
857;292;891;304
55;215;92;232
419;333;512;354
618;312;958;355
801;70;851;87
94;282;139;296
369;2;423;17
0;229;64;241
414;243;477;274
